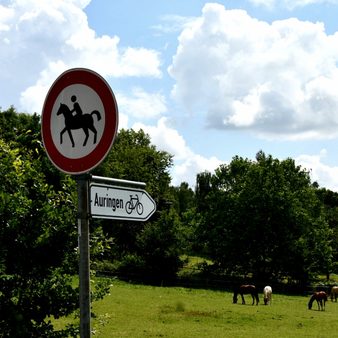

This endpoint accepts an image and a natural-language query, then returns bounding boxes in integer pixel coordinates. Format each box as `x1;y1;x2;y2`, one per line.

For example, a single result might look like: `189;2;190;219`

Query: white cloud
152;15;196;34
168;3;338;140
116;88;167;120
0;4;14;32
296;149;338;191
20;60;68;114
0;0;162;113
133;117;192;160
249;0;338;10
172;154;223;187
132;117;223;187
249;0;276;9
4;0;338;193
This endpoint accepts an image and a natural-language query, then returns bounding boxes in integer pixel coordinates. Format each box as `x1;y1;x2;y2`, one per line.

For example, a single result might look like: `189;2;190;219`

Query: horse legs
265;295;271;305
240;294;245;305
60;127;66;144
67;129;75;147
60;128;75;147
253;294;259;305
317;299;324;311
82;128;89;146
88;125;97;144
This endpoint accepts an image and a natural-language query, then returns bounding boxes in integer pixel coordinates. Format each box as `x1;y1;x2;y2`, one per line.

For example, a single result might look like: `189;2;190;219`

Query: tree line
0;107;337;337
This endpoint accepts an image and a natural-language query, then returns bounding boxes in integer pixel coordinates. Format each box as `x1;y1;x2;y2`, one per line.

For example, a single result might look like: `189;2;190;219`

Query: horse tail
308;295;315;309
91;110;101;121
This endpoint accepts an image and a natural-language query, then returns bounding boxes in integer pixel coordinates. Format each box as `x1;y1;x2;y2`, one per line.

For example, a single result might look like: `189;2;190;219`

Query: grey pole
76;174;91;338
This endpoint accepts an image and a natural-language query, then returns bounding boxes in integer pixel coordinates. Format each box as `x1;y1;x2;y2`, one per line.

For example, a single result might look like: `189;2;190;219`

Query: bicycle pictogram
125;194;144;215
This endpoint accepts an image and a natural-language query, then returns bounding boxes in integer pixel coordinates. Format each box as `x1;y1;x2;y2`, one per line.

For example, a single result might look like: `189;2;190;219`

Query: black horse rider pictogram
57;96;101;148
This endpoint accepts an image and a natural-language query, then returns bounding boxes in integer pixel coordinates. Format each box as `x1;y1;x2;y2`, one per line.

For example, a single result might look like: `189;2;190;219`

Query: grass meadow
55;278;338;338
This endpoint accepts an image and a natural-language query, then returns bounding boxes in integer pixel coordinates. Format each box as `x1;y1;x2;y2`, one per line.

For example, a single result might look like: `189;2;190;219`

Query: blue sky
2;0;338;189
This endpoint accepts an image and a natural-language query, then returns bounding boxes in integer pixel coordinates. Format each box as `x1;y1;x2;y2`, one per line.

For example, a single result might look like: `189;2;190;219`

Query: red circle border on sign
41;68;118;175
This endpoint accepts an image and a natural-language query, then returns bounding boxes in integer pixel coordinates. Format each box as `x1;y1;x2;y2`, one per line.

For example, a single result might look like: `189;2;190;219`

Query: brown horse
308;291;327;311
330;286;338;302
233;285;259;305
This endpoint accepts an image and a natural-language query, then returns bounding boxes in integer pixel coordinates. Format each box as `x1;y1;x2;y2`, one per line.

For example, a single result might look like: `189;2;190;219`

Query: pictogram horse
57;103;101;147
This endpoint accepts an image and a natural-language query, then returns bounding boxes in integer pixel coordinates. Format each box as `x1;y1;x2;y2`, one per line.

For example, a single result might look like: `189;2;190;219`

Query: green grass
54;279;338;337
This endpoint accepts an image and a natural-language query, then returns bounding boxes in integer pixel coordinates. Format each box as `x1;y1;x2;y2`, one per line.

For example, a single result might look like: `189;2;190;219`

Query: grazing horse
57;103;101;147
330;286;338;302
233;285;259;305
263;286;272;305
308;291;327;311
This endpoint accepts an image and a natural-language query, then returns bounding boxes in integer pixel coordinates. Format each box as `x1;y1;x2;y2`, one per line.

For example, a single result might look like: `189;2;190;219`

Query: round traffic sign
41;68;118;174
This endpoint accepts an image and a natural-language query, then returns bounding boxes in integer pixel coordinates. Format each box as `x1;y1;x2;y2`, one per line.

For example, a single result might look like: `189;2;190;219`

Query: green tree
0;107;41;152
0;107;65;191
0;107;121;336
135;209;183;281
315;188;338;275
0;139;79;337
169;182;197;254
195;151;333;285
170;182;195;216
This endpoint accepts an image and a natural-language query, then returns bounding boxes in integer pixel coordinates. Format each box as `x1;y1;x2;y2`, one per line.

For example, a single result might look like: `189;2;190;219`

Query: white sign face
51;84;105;159
90;183;156;221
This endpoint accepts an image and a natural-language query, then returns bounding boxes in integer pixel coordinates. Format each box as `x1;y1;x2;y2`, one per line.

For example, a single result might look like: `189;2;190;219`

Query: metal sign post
76;175;91;338
41;68;119;338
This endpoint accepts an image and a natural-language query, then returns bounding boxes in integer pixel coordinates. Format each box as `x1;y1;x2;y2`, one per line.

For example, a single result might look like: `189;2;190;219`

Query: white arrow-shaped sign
90;183;156;221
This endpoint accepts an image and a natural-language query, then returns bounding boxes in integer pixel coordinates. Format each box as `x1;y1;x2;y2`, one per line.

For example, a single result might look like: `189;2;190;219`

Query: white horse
263;286;272;305
331;286;338;302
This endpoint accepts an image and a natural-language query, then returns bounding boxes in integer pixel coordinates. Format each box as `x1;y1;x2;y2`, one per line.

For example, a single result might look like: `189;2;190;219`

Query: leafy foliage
0;138;79;337
135;209;184;281
315;188;338;273
195;151;333;284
